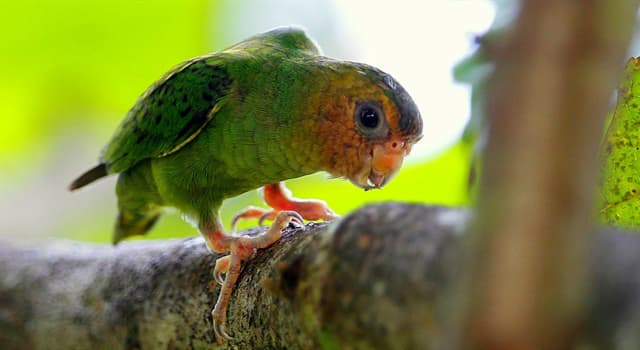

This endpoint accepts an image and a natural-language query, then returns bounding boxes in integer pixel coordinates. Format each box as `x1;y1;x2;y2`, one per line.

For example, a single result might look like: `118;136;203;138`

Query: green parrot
69;27;423;343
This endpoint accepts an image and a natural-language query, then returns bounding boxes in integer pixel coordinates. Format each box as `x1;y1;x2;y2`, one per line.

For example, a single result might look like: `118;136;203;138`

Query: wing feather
100;56;233;173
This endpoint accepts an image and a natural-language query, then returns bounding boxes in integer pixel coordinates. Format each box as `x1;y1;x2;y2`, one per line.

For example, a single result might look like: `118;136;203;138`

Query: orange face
312;65;423;190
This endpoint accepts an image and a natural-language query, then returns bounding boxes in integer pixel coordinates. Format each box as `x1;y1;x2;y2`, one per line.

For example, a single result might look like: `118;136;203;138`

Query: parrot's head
314;62;423;190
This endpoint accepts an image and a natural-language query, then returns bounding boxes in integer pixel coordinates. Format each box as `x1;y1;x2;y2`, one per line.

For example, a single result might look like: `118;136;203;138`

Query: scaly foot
205;210;304;344
231;182;338;231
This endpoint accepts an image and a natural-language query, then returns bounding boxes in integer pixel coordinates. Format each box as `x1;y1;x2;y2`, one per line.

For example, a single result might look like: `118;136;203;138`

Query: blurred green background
0;0;494;243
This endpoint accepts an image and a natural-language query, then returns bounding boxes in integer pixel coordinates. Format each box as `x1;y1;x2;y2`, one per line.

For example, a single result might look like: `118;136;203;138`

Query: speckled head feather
229;26;321;56
355;64;423;139
296;59;423;190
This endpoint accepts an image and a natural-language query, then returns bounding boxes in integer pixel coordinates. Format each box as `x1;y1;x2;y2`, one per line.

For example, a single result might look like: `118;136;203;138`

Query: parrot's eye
355;101;388;138
359;106;380;128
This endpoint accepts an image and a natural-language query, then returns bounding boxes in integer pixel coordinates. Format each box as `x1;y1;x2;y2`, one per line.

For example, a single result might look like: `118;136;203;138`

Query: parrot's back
69;27;320;191
69;57;233;192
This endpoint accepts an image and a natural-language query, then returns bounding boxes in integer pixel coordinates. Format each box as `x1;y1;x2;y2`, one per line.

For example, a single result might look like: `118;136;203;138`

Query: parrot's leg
231;181;338;230
203;211;304;344
211;252;241;343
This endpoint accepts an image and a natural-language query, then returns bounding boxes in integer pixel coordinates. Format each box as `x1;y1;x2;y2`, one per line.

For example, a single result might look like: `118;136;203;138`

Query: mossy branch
1;204;640;349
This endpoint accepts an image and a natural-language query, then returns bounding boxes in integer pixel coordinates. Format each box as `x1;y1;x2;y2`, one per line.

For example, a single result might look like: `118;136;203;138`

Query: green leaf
599;58;640;228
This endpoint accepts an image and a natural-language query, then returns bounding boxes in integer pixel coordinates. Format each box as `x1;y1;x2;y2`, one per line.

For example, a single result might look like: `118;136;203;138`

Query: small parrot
69;27;422;343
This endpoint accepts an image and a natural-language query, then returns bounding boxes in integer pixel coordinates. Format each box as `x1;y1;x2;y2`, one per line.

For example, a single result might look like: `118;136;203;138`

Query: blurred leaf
599;58;640;228
452;1;517;195
0;0;213;177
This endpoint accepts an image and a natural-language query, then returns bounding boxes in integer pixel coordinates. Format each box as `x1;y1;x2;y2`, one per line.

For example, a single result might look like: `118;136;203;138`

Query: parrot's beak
350;138;413;191
368;139;412;188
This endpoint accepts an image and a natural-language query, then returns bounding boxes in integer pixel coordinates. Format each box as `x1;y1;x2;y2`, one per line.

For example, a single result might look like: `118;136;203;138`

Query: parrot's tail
69;164;108;191
113;210;160;245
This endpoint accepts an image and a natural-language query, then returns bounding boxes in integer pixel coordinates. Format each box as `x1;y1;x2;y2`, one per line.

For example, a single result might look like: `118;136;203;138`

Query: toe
276;210;305;230
214;255;231;285
231;206;269;231
323;207;339;221
213;318;233;343
257;210;278;227
214;270;225;285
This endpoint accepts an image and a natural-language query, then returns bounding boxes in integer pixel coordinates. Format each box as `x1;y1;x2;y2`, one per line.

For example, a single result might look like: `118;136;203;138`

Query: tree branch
1;204;640;349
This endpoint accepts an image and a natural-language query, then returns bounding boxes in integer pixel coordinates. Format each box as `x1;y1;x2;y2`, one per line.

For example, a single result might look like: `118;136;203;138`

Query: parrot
69;27;423;343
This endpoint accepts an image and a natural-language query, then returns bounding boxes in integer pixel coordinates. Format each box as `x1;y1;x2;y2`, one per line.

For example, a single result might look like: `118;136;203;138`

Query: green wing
101;56;233;173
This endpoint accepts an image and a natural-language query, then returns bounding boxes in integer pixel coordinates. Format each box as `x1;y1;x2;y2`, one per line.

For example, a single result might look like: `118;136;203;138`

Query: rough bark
0;203;464;350
458;0;639;349
1;203;640;350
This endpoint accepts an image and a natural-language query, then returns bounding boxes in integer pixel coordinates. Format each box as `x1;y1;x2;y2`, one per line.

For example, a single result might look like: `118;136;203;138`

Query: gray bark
1;203;640;350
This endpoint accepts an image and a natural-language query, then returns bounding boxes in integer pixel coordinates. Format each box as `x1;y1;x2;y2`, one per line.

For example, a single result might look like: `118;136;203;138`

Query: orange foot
231;181;338;231
203;211;304;344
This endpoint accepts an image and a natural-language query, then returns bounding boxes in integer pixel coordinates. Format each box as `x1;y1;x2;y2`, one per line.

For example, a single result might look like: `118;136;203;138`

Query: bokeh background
0;0;494;243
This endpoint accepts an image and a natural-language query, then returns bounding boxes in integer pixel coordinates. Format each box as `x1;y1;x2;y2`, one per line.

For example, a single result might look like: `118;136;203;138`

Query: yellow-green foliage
0;1;472;242
600;58;640;228
0;0;211;177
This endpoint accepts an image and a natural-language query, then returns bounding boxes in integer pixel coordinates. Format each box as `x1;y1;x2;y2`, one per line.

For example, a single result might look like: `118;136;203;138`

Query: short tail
69;164;108;191
113;211;160;244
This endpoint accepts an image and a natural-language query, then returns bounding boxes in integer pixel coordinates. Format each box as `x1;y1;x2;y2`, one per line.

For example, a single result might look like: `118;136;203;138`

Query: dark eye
359;106;380;129
355;101;388;138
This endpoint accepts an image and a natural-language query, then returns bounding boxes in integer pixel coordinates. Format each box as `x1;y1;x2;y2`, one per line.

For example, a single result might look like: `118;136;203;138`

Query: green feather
68;27;422;243
101;57;232;173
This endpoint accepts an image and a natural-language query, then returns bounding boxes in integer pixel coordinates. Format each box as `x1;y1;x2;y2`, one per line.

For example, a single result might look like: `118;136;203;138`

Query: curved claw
230;215;241;233
231;206;268;232
279;210;305;230
257;213;268;227
213;317;233;343
214;270;225;285
213;255;230;286
324;208;339;221
257;210;277;227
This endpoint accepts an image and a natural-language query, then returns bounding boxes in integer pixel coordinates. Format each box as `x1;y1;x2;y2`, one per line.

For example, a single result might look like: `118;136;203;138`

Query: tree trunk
457;0;639;349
